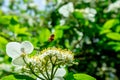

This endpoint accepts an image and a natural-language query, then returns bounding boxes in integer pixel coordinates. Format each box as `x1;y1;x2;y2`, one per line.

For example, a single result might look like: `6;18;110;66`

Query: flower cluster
6;41;74;80
40;48;74;65
58;2;74;17
106;0;120;13
78;7;97;22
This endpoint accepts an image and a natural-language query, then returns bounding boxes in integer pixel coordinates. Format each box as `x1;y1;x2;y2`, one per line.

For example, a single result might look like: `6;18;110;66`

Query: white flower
60;19;65;26
0;63;12;72
28;3;37;8
40;49;62;60
107;0;120;13
53;68;66;80
80;7;97;22
37;67;66;80
6;41;34;65
58;2;74;17
40;48;74;66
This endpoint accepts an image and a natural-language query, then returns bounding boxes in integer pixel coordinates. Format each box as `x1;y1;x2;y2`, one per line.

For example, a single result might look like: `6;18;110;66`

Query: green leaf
1;75;17;80
0;36;8;50
54;30;63;40
10;16;18;25
113;46;120;52
103;19;119;29
100;29;112;35
73;10;84;19
0;36;8;44
108;41;120;52
73;73;96;80
14;74;35;80
55;25;71;30
65;72;74;80
1;74;35;80
39;28;51;43
106;32;120;41
115;25;120;32
0;16;12;25
9;24;30;36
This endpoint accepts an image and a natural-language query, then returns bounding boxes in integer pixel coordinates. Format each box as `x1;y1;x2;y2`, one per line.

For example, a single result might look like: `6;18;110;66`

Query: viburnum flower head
40;48;74;66
6;41;34;65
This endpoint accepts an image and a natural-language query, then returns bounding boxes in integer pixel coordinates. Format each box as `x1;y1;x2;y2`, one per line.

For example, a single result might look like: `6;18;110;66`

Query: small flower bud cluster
40;48;74;66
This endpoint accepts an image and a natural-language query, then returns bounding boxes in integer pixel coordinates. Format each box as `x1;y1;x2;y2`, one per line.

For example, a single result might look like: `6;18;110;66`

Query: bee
48;34;54;42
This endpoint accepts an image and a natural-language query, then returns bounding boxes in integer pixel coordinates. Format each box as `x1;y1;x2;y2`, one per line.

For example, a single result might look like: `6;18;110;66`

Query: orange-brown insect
48;34;54;42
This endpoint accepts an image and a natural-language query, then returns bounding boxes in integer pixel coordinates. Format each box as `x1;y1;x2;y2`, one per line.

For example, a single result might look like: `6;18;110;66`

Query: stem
49;56;54;80
38;66;48;80
53;66;59;77
49;55;58;80
44;59;50;80
22;57;45;80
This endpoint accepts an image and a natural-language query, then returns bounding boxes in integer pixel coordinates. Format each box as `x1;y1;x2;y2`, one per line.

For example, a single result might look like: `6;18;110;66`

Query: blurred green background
0;0;120;80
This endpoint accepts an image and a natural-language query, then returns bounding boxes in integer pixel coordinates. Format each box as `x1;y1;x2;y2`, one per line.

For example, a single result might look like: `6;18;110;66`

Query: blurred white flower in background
107;0;120;13
34;0;46;10
60;19;65;26
80;7;97;22
28;3;37;9
0;63;12;72
6;41;34;65
58;2;74;17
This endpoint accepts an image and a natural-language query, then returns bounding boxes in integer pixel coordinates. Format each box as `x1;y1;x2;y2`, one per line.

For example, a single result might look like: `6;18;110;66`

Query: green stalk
49;55;58;80
49;56;54;80
44;58;50;80
22;56;45;80
38;66;48;80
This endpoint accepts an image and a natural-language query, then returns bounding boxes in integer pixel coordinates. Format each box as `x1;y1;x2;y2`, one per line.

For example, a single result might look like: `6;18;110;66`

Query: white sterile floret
54;67;66;77
58;2;74;17
12;56;27;65
6;41;34;65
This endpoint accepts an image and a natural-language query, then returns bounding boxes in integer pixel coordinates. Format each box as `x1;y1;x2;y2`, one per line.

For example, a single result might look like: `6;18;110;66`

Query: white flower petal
55;67;66;77
53;77;64;80
12;56;26;66
21;41;34;54
6;42;21;58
